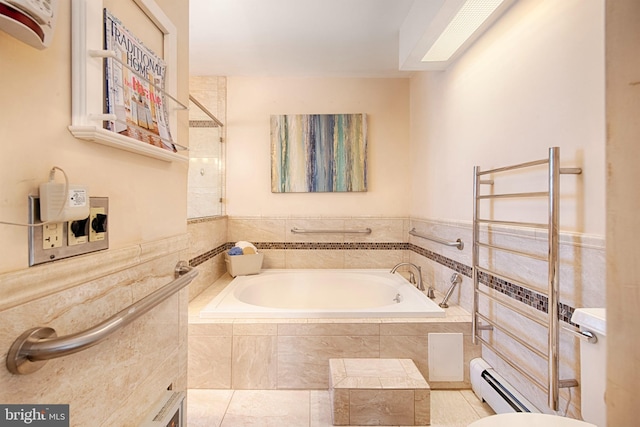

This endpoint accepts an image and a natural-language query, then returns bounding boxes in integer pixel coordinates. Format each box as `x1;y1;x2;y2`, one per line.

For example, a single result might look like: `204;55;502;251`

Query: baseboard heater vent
470;358;540;414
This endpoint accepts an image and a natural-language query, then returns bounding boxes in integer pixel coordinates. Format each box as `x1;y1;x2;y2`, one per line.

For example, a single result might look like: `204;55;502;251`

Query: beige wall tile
232;336;278;389
285;250;345;269
343;249;404;269
188;335;232;389
228;218;286;242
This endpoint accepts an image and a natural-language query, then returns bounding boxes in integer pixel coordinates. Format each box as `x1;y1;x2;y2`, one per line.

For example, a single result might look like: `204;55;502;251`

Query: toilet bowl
469;308;606;427
468;413;596;427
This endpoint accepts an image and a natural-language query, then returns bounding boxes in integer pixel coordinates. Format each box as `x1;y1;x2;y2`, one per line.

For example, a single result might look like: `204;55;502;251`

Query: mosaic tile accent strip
189;120;220;128
189;242;232;267
187;240;575;324
408;243;472;278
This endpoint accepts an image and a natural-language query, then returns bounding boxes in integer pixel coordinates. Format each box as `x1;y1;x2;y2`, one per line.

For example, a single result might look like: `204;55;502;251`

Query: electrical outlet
29;196;109;266
42;223;63;249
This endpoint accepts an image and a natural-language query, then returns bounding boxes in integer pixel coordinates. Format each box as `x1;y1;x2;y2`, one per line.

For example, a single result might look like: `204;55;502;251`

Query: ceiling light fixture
422;0;507;63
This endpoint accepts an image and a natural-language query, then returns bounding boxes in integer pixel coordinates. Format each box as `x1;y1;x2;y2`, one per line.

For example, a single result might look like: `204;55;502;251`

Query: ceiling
188;0;418;78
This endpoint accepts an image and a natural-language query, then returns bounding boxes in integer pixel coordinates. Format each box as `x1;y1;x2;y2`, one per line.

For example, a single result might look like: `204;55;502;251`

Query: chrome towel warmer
6;261;198;375
472;147;581;411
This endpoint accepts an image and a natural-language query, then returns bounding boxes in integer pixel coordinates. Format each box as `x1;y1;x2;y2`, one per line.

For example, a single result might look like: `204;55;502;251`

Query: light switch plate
29;196;109;266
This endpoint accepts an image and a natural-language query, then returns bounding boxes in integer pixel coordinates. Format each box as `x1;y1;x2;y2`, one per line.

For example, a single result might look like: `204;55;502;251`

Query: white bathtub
199;269;446;318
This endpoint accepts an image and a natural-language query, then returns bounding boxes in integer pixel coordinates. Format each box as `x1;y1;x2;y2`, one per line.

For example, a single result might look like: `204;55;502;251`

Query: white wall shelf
69;0;187;163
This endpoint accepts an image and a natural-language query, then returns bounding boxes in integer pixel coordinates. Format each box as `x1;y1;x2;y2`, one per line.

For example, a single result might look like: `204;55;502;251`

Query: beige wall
0;0;189;273
409;0;606;236
605;0;640;426
0;0;190;425
225;77;411;217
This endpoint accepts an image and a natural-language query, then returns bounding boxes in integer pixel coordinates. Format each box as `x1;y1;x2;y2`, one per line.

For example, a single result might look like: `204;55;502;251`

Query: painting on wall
270;114;367;193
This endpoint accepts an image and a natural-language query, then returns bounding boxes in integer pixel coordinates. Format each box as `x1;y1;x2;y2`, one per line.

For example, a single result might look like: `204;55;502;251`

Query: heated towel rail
472;147;581;410
6;261;198;375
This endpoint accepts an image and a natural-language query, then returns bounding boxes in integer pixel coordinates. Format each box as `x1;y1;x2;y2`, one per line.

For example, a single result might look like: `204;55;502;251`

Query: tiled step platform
329;358;430;426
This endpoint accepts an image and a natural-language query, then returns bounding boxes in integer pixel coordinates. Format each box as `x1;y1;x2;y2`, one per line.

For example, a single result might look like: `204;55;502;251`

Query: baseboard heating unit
470;358;540;414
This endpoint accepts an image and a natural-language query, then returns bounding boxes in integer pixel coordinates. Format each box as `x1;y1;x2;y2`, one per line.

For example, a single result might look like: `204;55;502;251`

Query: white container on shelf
225;252;264;277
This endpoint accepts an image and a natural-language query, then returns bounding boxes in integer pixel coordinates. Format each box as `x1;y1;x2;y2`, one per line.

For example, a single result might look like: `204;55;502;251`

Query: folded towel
228;246;244;256
235;241;257;251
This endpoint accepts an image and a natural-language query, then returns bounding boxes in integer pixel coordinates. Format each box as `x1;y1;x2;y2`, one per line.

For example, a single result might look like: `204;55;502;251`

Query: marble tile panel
187;389;233;427
379;335;428;380
188;335;232;389
329;387;350;426
220;390;310;427
277;336;380;389
343;358;407;378
284;249;345;269
228;218;287;242
261;249;286;268
232;335;278;389
344;218;406;243
415;389;431;425
343;249;404;269
349;389;415;426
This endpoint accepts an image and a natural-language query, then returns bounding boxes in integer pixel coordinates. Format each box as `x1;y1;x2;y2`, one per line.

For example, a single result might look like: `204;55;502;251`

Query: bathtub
199;269;446;318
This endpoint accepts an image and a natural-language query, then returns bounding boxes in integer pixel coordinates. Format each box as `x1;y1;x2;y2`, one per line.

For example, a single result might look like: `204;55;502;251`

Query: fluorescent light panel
422;0;506;62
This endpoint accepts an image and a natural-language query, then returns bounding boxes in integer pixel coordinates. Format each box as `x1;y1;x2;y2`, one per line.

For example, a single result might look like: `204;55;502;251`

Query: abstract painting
270;114;367;192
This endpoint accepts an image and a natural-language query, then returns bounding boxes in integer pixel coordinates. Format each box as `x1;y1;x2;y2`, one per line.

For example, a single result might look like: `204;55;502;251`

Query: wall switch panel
29;196;109;266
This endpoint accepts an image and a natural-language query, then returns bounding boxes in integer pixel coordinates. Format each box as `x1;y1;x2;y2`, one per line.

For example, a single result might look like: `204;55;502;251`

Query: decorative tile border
188;241;575;323
189;119;220;128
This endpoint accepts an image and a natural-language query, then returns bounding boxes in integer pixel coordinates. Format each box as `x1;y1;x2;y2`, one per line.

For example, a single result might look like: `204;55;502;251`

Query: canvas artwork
271;114;367;193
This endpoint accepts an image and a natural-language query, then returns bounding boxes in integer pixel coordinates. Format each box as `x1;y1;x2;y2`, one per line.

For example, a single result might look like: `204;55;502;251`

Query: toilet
469;308;606;427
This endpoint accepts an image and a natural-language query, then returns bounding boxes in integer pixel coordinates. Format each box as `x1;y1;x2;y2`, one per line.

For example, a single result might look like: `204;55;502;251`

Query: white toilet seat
468;413;597;427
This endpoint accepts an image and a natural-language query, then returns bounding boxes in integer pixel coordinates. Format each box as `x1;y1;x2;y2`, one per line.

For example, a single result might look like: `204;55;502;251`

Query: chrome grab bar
291;227;372;234
562;325;597;344
409;228;464;250
6;261;198;375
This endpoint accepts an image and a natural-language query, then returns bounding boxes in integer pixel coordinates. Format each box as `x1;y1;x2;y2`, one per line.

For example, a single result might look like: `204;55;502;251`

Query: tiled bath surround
187;216;605;418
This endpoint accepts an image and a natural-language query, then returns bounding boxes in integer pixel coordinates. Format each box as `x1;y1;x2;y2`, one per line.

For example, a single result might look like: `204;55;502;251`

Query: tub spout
390;262;429;293
439;273;462;308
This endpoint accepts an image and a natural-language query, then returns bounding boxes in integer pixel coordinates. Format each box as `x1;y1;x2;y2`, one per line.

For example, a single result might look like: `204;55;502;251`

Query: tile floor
187;388;494;427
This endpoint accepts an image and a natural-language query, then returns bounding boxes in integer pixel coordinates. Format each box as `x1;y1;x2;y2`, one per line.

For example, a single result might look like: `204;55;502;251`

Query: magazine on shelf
103;9;175;152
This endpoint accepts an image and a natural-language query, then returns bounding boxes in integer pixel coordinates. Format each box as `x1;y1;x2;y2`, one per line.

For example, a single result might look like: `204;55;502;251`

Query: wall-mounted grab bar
291;227;372;234
409;228;464;250
6;261;198;375
562;325;597;344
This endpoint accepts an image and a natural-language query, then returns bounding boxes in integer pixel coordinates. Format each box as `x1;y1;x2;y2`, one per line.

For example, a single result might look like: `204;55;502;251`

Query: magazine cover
103;9;175;152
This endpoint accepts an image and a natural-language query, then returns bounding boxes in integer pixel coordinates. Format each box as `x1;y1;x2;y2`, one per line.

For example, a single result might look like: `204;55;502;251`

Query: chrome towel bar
291;227;372;234
409;228;464;250
6;261;198;375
